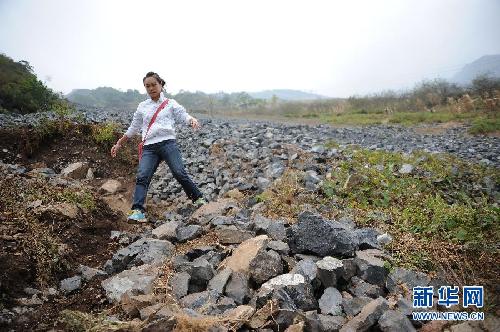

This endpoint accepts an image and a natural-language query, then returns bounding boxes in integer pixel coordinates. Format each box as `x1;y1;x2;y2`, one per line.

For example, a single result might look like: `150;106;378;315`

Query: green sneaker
193;197;207;207
127;209;147;223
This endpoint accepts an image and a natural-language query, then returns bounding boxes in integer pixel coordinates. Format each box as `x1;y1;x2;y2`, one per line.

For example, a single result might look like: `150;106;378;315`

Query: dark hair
143;71;166;87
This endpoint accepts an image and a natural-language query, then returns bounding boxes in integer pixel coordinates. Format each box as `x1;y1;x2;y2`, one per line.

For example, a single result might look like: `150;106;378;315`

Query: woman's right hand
111;143;121;158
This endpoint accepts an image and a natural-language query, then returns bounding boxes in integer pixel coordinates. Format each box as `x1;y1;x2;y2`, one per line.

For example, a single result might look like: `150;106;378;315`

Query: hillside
66;87;148;110
0;53;60;114
453;54;500;84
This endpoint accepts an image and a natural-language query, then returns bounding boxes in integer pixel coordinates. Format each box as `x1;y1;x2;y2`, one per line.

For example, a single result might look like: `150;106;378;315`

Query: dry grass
257;170;319;222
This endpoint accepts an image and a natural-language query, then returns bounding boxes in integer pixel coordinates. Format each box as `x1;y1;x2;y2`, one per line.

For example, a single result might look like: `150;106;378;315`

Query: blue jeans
131;139;203;212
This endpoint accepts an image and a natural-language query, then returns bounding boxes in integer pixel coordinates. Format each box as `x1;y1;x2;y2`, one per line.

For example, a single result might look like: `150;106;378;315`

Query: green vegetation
91;122;120;149
469;115;500;135
0;53;60;113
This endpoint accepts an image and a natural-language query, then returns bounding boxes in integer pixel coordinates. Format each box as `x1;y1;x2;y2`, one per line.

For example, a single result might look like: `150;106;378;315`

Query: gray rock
341;258;358;282
291;259;318;282
256;177;271;191
342;296;372;317
176;225;203;243
225;272;251;305
305;311;346;332
376;233;393;245
267;240;290;255
169;272;190;299
208;268;232;294
210;216;235;227
185;246;216;260
60;276;82;294
249;249;284;284
305;170;321;184
100;179;122;194
215;225;255;244
288;211;359;257
151;220;181;241
319;287;343;316
104;238;175;274
378;310;416;332
265;162;285;179
253;215;287;241
311;145;326;154
350;276;385;299
354;249;389;286
23;287;40;296
101;264;160;302
396;298;413;316
339;297;389;332
399;164;414;174
212;296;237;314
316;256;344;288
78;265;107;281
355;228;381;250
386;268;430;294
296;254;322;262
257;273;318;311
60;162;89;179
189;258;215;290
180;290;220;312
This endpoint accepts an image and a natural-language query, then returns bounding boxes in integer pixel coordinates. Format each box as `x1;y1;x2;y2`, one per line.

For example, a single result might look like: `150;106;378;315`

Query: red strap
142;98;169;145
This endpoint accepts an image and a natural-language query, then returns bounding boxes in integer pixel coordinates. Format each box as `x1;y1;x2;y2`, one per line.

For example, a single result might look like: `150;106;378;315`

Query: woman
111;72;206;223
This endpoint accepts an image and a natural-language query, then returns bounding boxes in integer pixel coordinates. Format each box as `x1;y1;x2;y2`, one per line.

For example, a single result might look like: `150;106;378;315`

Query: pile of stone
83;201;498;331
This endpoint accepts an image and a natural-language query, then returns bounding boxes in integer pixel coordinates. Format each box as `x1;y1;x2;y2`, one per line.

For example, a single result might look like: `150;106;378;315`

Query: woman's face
144;77;162;100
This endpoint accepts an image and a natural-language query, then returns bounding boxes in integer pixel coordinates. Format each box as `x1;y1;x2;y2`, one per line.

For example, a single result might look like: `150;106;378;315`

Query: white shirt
125;92;193;145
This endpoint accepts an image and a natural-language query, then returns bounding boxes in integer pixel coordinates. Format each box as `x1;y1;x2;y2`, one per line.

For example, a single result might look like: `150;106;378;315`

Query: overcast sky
1;0;499;97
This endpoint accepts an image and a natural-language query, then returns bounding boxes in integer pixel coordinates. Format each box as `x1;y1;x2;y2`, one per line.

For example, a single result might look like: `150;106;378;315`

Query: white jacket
125;92;193;145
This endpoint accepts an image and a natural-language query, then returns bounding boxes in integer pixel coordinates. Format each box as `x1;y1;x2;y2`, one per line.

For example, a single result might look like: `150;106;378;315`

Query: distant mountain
249;89;326;101
453;55;500;84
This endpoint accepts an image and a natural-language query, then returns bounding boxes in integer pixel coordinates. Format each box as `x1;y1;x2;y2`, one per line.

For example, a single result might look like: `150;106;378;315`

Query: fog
1;0;499;97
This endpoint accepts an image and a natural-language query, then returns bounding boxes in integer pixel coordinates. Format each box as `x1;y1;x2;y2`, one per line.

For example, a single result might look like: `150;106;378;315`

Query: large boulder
287;211;359;257
101;264;161;302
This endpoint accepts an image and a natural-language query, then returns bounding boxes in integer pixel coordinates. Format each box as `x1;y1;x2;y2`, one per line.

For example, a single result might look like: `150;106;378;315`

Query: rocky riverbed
1;106;498;168
0;107;498;331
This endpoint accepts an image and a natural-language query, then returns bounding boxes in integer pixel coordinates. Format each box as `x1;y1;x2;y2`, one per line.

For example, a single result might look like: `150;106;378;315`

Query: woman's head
143;71;165;100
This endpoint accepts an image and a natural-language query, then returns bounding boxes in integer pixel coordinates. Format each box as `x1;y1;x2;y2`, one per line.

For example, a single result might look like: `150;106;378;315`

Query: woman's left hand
190;117;201;130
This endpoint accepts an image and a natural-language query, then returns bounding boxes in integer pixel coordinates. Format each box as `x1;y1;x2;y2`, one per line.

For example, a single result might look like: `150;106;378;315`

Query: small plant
52;100;75;118
91;122;119;149
57;189;96;212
